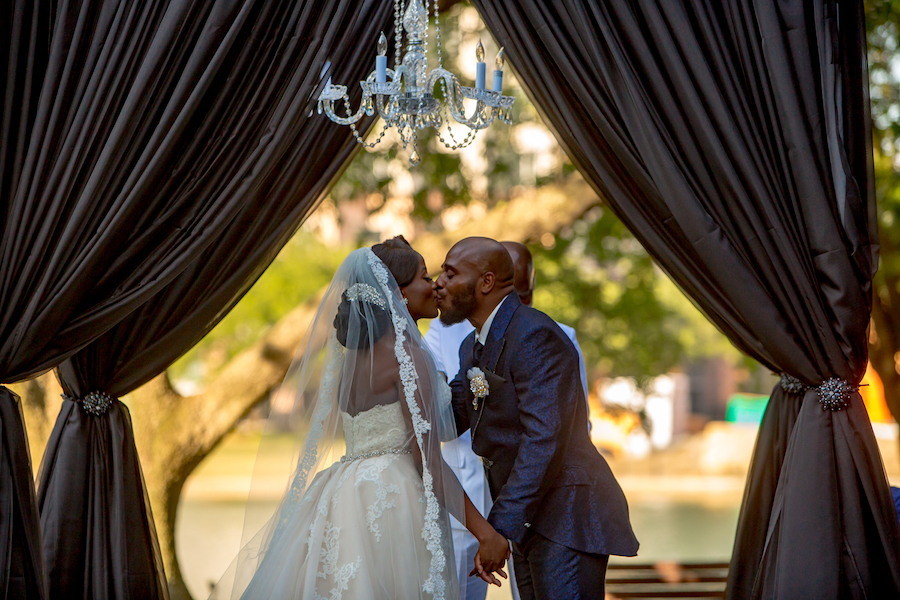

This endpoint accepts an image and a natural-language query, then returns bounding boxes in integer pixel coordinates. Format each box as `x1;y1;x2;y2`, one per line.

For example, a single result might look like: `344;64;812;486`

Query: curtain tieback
780;374;860;411
815;378;858;412
780;374;807;395
62;391;116;416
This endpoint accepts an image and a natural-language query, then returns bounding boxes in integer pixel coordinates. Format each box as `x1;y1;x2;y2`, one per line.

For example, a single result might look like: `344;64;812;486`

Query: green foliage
866;2;900;318
875;151;900;265
867;0;900;209
868;0;900;152
531;206;741;384
168;231;352;384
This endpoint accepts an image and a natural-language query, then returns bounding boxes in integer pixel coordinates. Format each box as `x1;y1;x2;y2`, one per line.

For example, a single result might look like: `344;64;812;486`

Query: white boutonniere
467;367;489;410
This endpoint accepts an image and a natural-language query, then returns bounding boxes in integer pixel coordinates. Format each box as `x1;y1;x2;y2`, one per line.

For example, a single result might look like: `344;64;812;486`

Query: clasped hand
470;529;511;587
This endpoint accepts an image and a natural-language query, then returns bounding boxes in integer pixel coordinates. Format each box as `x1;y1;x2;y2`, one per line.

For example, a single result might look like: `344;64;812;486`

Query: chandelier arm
427;68;496;131
391;65;407;82
427;69;475;127
373;67;403;121
375;96;398;121
322;94;368;126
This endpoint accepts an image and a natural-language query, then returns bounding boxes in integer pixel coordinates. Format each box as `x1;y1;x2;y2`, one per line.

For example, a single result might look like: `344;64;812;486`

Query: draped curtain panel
474;0;900;597
38;1;389;597
1;0;388;598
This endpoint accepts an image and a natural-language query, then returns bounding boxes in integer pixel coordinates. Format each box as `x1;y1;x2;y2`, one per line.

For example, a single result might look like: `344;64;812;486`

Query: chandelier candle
376;32;388;83
475;39;486;90
492;48;504;92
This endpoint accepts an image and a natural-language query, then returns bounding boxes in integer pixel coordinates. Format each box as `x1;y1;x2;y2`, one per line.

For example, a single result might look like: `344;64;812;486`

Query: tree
863;0;900;427
530;206;743;384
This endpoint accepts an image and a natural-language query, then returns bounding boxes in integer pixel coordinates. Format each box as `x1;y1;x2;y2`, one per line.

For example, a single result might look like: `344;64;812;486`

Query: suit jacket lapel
481;292;520;373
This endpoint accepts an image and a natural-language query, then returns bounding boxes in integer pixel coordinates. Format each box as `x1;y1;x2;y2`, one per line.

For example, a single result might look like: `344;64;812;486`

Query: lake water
177;495;740;600
174;420;900;599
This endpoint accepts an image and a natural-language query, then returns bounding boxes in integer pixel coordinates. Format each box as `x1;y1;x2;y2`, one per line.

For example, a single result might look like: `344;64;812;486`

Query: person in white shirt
425;240;589;600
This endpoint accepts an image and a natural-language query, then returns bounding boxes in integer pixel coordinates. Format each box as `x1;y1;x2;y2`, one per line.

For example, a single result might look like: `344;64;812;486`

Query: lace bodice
341;402;411;457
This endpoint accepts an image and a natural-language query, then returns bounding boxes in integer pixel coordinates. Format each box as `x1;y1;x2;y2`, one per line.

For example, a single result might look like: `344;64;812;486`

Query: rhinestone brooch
816;377;857;412
780;374;807;395
81;391;115;416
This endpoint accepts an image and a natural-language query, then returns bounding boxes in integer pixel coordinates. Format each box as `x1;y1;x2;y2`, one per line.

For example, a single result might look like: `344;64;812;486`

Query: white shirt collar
476;296;508;345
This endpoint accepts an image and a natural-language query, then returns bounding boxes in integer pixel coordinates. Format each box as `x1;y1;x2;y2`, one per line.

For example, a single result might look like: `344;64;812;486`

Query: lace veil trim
366;248;447;600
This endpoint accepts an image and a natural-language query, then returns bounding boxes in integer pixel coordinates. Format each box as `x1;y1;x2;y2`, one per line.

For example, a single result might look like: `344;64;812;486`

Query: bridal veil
210;247;466;600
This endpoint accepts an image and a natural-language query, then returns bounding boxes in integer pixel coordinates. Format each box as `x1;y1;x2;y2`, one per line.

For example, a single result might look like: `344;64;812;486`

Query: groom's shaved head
449;237;515;285
436;237;515;328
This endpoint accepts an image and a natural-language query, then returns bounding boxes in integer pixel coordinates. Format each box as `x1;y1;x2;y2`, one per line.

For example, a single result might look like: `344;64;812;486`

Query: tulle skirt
238;452;458;600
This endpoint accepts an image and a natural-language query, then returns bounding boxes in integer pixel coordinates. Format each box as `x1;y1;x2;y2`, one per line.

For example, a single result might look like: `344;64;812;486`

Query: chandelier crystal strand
437;78;476;149
319;0;513;165
394;0;403;69
434;0;442;69
438;96;474;150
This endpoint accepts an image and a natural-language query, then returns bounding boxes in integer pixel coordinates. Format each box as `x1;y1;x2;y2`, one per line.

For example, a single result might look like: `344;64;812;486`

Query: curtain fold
0;388;46;600
2;3;64;598
36;400;166;600
473;0;900;597
728;382;802;594
2;0;388;597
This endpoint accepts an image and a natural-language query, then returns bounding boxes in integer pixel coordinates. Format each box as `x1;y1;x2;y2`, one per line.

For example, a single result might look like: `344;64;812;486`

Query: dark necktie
472;340;484;366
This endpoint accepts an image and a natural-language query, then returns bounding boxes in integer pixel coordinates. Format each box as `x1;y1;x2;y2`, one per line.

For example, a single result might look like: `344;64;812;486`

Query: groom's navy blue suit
450;293;638;597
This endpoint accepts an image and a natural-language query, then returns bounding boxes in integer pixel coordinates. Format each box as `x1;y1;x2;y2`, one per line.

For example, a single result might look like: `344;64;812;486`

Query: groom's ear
479;272;496;294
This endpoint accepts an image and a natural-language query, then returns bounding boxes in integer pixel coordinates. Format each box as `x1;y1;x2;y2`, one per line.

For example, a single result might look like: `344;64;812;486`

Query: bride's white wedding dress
239;399;454;600
215;248;463;600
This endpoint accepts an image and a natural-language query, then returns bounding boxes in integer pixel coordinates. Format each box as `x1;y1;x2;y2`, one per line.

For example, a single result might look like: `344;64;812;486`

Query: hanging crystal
403;0;427;37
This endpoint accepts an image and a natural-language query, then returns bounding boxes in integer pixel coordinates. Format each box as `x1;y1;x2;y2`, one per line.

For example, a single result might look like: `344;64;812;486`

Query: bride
211;237;509;600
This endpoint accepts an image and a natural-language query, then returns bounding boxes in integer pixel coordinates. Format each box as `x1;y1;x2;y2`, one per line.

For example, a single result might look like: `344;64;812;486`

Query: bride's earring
401;296;409;305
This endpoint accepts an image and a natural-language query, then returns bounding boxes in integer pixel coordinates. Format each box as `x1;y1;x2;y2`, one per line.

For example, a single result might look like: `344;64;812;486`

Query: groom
435;237;638;599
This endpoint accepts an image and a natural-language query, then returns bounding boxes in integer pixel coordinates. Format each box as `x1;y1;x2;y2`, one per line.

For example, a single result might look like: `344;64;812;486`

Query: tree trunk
10;373;65;480
127;296;323;598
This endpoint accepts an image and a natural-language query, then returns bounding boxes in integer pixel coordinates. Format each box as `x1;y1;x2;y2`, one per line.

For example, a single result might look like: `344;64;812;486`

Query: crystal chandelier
317;0;514;166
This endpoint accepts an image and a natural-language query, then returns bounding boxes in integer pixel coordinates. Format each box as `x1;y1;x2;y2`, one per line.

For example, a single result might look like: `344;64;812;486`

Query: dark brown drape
38;0;390;595
2;0;388;598
474;0;900;597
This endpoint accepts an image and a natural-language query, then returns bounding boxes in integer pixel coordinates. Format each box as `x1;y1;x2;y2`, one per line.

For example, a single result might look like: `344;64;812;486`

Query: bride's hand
469;529;510;585
470;551;509;586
